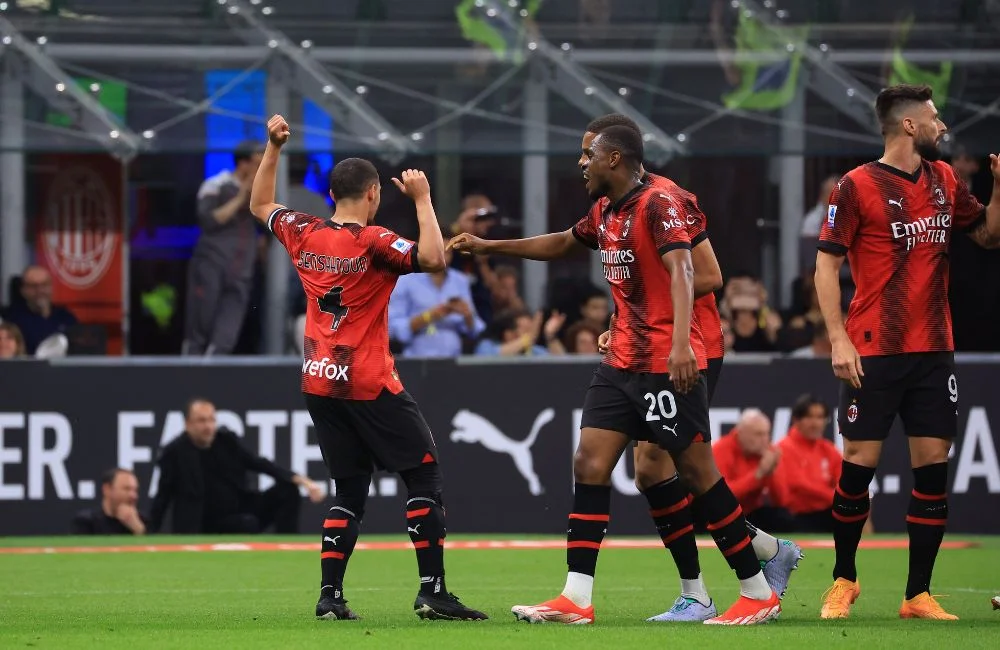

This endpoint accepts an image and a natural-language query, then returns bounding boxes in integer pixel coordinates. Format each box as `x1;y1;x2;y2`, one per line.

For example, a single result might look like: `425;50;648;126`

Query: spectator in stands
490;265;527;315
450;194;501;323
800;175;840;239
149;398;324;534
389;249;485;357
951;143;980;186
772;395;842;532
729;295;778;352
71;468;146;535
182;141;263;357
790;319;833;358
475;309;566;357
0;265;77;355
577;288;611;333
0;322;27;359
713;409;792;532
563;320;602;354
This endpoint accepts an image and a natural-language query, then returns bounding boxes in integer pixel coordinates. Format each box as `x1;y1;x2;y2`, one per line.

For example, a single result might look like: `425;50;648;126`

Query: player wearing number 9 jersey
250;114;487;623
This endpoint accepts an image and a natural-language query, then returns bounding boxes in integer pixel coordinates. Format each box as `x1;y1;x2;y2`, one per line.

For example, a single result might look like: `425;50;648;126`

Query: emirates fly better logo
42;167;118;289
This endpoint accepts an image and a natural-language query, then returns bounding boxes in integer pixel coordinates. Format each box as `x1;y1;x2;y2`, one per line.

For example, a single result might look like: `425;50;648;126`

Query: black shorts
707;356;724;405
581;363;712;453
838;352;958;441
305;389;438;479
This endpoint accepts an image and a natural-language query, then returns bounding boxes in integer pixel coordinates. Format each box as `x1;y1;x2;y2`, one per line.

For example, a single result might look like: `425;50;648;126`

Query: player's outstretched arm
663;249;698;394
815;251;863;388
249;114;291;225
968;154;1000;249
447;229;583;260
392;170;447;272
691;239;724;298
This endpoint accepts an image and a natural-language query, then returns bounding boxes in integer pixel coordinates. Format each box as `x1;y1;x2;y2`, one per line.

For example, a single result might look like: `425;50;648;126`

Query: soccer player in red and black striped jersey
250;115;487;622
582;115;802;623
450;125;780;626
816;85;1000;620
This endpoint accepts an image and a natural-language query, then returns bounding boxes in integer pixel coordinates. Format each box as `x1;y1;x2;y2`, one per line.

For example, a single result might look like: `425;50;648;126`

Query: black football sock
643;476;700;580
905;462;948;600
831;461;876;582
567;483;612;577
406;496;448;596
320;505;362;599
691;479;761;580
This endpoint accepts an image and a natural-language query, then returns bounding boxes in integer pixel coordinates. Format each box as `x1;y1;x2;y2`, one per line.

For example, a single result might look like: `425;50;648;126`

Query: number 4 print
318;286;349;330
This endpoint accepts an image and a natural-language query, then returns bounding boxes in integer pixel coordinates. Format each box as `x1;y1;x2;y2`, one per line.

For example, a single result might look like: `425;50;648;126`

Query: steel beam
0;15;143;160
218;0;415;164
31;43;989;67
479;0;683;165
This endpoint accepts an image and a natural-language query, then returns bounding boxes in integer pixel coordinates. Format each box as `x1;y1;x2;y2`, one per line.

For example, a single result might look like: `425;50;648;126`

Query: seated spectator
389;249;485;357
489;265;527;314
713;409;793;532
563;320;602;354
1;266;77;355
772;395;841;532
71;468;146;535
0;322;27;359
475;309;565;357
729;295;777;352
578;288;611;333
149;398;324;534
790;319;833;358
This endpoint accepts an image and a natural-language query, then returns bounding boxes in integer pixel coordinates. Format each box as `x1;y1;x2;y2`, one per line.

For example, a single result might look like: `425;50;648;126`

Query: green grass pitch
3;535;998;649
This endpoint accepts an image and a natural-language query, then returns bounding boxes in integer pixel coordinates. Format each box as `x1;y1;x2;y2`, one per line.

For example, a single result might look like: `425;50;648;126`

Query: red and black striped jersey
573;182;707;373
268;207;418;399
644;172;724;360
818;159;985;356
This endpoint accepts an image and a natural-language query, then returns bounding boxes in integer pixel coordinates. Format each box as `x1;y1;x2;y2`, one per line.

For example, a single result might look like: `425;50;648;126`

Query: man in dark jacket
149;398;323;534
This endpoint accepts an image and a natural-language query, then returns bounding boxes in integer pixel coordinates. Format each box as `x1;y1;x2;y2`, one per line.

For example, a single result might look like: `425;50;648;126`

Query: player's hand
597;329;611;354
990;154;1000;181
392;169;431;201
831;336;864;388
447;232;489;255
305;480;325;504
267;114;290;147
668;343;699;394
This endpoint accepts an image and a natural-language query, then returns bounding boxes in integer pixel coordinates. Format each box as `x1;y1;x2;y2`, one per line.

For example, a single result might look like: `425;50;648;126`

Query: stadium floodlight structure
477;0;685;166
218;0;416;164
0;14;143;161
738;0;879;132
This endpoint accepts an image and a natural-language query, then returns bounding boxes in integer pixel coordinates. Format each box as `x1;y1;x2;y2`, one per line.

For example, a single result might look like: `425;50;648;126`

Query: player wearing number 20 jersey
268;209;418;400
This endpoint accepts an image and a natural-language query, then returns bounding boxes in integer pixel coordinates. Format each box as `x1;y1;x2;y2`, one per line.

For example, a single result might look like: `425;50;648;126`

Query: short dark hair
791;394;829;421
593;124;644;168
875;84;934;135
563;320;602;352
490;308;531;340
586;113;641;135
101;468;130;488
184;397;213;420
234;140;263;164
328;157;380;201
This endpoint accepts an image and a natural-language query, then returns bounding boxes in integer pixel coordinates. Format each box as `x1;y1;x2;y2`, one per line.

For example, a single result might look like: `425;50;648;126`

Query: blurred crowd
2;141;997;360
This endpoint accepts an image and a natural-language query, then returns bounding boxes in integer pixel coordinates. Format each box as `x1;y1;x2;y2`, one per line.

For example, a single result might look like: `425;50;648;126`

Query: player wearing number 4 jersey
816;84;1000;621
250;114;487;623
450;123;780;626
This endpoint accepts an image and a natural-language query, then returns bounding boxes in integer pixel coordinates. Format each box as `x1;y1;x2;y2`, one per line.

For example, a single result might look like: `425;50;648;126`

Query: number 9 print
948;374;958;404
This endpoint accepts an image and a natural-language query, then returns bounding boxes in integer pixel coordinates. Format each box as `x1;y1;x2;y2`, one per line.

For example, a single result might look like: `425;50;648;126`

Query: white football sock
561;572;594;608
739;571;773;600
680;573;712;606
750;528;780;562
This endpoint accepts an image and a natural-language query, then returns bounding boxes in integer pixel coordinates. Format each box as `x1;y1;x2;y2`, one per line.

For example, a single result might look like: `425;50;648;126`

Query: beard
915;136;942;162
587;180;608;201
